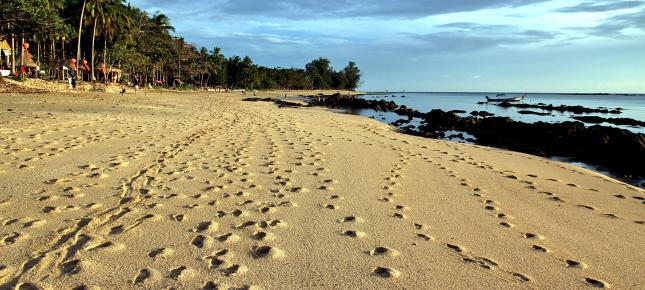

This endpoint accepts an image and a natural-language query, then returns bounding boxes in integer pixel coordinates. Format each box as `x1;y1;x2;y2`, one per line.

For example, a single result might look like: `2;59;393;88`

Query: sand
0;90;643;289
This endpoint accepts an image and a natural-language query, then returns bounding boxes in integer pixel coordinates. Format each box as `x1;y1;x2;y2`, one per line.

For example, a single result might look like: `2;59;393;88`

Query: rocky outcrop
243;97;308;108
470;111;495;118
308;93;397;111
496;102;622;114
572;116;645;128
517;110;551;116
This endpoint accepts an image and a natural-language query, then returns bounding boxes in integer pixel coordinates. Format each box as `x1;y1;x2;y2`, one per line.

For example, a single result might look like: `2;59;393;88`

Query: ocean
348;92;645;134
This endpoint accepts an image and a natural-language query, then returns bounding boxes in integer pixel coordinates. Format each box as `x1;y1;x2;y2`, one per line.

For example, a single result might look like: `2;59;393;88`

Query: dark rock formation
308;93;397;112
517;110;551;116
243;97;308;108
496;102;622;114
470;111;495;117
572;116;645;128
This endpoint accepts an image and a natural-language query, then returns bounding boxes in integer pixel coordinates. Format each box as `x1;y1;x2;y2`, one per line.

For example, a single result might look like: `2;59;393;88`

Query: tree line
0;0;361;90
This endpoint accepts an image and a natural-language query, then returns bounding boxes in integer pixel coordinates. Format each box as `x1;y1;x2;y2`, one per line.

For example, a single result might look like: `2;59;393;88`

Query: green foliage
1;0;361;90
0;0;73;40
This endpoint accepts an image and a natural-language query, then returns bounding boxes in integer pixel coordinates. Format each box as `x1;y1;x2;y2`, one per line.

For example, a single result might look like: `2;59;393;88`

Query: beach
0;90;643;289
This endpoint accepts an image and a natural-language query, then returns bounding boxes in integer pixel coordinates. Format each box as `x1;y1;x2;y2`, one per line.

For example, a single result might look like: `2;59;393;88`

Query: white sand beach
0;90;643;289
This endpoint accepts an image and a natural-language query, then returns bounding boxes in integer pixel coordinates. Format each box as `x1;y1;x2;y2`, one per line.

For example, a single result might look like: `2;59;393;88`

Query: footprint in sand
109;225;125;235
523;232;545;240
220;264;248;276
416;233;434;241
148;248;174;259
499;221;514;228
16;283;41;290
251;245;285;259
192;221;218;233
60;259;82;274
368;247;400;257
392;213;407;219
585;278;610;288
168;265;192;280
133;268;151;284
338;216;364;223
342;230;366;238
1;232;21;245
216;233;241;243
323;204;338;210
565;259;587;269
191;235;211;249
395;205;409;211
251;231;276;241
485;205;500;211
513;273;532;282
373;266;400;278
446;243;465;253
531;245;549;253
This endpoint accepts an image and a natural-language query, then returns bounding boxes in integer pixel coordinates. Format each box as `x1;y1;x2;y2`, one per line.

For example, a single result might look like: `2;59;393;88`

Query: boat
485;94;524;102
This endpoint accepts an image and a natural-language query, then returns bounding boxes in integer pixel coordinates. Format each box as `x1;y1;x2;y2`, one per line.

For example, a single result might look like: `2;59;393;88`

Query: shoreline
300;93;645;187
0;90;643;289
367;91;645;96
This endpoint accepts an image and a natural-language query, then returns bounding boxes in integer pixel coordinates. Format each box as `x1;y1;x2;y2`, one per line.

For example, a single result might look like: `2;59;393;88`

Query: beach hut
1;40;12;76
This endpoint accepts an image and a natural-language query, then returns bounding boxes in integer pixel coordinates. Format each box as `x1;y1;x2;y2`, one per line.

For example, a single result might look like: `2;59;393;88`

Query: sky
128;0;645;93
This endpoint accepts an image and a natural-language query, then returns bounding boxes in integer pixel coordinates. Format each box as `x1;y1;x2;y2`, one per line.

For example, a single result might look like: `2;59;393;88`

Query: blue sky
129;0;645;93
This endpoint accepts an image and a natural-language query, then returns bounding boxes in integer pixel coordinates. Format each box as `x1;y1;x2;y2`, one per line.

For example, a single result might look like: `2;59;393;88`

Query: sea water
350;92;645;134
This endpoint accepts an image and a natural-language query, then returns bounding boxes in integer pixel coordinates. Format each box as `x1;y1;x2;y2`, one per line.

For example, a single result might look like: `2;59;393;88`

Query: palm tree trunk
76;0;87;77
10;28;15;74
103;34;107;83
91;17;97;81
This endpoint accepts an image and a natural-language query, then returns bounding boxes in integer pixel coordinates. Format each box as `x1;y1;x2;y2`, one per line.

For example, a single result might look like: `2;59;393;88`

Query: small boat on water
485;94;524;102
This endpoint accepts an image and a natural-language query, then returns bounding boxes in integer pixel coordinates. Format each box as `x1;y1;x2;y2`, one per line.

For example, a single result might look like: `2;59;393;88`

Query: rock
243;97;307;108
517;110;550;116
572;116;645;128
470;111;495;117
496;102;622;115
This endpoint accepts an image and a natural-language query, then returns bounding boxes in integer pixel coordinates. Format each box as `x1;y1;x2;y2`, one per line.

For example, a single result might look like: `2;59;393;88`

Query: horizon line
363;91;645;96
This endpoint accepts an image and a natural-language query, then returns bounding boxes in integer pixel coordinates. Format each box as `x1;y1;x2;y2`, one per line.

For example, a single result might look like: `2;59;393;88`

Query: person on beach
133;78;139;95
100;63;107;83
68;58;78;89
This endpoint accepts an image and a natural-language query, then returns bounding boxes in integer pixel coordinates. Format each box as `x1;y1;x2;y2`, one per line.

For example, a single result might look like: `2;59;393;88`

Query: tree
100;0;130;81
343;61;361;91
76;0;87;77
86;0;109;80
1;1;361;89
306;57;333;89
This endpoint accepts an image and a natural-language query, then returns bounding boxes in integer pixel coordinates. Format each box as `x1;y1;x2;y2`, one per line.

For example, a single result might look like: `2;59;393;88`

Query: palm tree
150;12;175;34
85;0;110;80
76;0;87;77
100;0;130;82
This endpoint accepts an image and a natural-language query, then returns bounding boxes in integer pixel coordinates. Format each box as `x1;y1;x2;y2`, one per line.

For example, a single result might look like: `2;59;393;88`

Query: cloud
135;0;551;20
556;0;644;13
564;6;645;38
411;23;559;53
